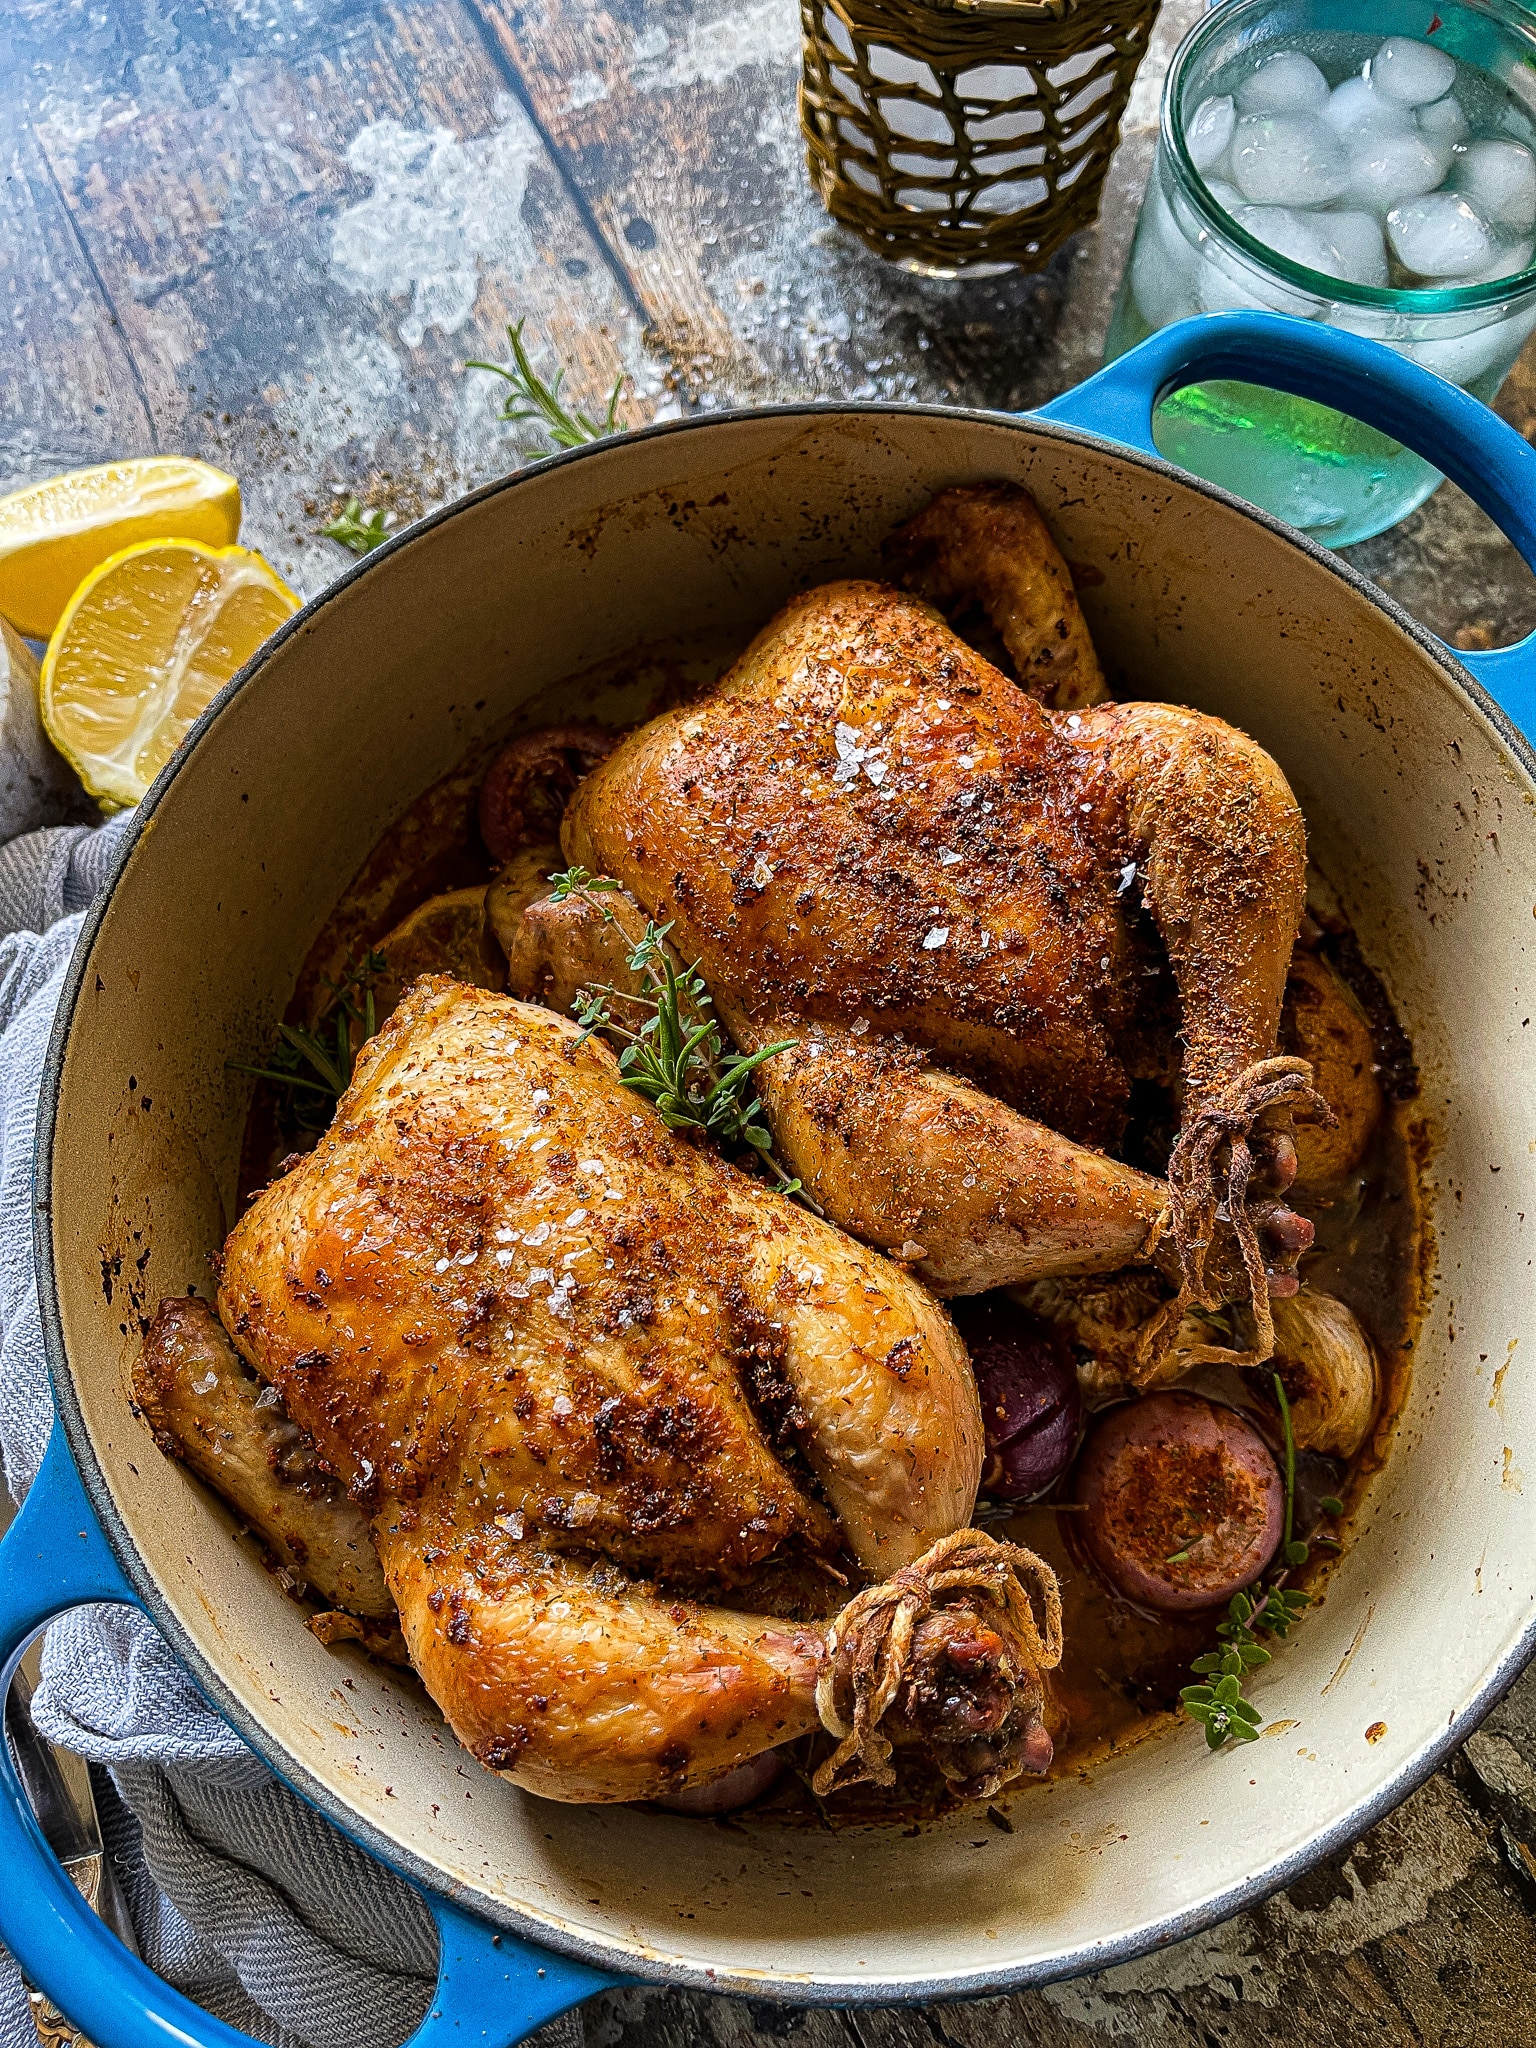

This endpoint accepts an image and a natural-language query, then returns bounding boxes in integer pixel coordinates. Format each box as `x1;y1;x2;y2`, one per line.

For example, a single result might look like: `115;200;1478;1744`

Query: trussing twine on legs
812;1529;1062;1797
1137;1056;1332;1375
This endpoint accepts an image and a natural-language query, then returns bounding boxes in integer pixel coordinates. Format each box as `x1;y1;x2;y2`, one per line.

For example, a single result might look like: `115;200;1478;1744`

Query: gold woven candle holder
800;0;1161;276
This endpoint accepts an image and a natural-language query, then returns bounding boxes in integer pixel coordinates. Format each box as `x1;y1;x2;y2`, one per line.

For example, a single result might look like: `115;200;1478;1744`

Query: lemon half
0;457;242;639
41;539;299;809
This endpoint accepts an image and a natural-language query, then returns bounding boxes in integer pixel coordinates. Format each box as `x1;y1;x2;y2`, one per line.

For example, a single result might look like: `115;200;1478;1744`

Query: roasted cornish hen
563;485;1321;1369
185;977;1060;1803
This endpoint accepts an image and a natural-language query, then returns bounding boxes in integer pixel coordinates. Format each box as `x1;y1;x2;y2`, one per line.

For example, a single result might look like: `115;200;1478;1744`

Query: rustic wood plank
474;0;1536;655
2;0;651;594
0;89;161;481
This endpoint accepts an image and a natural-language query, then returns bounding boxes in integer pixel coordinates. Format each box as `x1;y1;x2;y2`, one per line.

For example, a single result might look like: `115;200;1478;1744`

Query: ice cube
1235;50;1329;116
1387;191;1494;276
1322;75;1411;146
1233;203;1350;282
1195;239;1312;316
1417;95;1468;148
1367;37;1457;108
1230;112;1349;206
1204;177;1244;215
1323;304;1394;343
1344;127;1450;211
1459;236;1535;285
1322;208;1390;285
1405;301;1536;384
1456;139;1536;234
1188;93;1236;174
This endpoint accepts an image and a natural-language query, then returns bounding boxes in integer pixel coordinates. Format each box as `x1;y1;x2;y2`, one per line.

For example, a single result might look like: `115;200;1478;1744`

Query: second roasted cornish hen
211;976;1063;1801
564;485;1322;1365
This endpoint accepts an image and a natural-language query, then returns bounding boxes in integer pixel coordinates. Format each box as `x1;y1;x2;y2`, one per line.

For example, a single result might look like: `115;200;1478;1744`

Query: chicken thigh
565;485;1324;1368
213;977;1059;1801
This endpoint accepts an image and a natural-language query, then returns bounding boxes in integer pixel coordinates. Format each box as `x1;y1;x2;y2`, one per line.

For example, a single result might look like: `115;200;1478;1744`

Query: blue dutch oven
5;311;1536;2044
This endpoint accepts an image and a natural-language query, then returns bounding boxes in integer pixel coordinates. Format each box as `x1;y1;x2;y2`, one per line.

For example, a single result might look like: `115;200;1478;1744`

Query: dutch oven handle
1034;310;1536;736
0;1423;622;2048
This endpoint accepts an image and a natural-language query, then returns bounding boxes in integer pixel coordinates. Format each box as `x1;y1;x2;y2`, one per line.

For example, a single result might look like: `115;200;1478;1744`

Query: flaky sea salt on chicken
563;483;1325;1375
135;478;1399;1810
170;978;1060;1804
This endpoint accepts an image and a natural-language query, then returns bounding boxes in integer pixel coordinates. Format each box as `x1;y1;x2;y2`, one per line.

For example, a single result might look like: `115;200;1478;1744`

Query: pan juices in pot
134;478;1423;1815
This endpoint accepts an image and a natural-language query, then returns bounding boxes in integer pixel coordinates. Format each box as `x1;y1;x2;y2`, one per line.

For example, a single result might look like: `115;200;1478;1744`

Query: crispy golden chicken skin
564;484;1318;1360
133;1295;394;1620
882;478;1108;713
565;568;1304;1148
213;978;988;1798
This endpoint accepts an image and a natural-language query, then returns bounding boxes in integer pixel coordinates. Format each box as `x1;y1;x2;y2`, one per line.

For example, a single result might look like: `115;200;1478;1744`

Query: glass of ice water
1105;0;1536;546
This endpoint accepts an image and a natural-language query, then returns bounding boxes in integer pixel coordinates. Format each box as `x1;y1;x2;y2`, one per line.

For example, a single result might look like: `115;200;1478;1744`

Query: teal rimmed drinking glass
1105;0;1536;545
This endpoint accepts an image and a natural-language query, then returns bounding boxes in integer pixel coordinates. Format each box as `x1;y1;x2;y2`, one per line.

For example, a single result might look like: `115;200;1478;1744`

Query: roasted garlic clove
1282;950;1383;1187
1271;1286;1379;1459
485;843;563;958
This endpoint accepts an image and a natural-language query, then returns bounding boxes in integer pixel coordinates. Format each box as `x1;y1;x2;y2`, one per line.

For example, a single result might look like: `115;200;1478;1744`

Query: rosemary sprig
229;949;388;1131
467;319;625;450
321;497;390;555
1178;1370;1339;1752
551;868;807;1200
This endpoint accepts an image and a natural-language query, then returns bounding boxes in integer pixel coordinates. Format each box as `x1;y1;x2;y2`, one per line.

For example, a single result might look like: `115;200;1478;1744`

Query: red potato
1073;1393;1282;1613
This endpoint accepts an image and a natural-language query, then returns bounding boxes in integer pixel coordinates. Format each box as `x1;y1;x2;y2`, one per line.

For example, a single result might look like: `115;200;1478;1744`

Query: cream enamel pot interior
6;313;1536;2048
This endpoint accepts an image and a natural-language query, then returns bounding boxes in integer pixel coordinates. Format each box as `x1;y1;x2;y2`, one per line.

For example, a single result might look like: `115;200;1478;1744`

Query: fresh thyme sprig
321;497;390;555
549;864;618;903
1178;1371;1342;1753
467;320;625;450
551;867;807;1201
229;950;388;1131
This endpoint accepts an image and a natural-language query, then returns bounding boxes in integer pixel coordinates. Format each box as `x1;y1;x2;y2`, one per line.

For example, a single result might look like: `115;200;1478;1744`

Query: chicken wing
133;1295;395;1620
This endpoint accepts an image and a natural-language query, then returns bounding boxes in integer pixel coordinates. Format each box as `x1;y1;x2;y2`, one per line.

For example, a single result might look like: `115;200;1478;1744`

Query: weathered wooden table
5;1;1535;2041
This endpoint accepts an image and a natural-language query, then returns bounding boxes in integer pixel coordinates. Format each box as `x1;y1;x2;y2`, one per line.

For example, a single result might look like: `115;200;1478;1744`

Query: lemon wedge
41;539;300;809
0;457;242;639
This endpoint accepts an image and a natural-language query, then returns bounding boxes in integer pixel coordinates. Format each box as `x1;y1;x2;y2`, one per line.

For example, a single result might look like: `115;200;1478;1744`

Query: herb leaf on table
321;497;391;555
468;320;626;450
